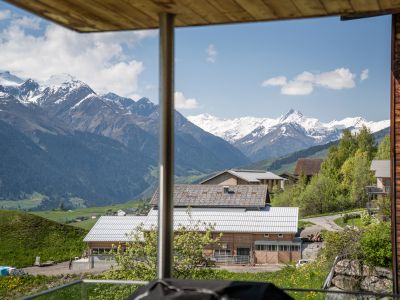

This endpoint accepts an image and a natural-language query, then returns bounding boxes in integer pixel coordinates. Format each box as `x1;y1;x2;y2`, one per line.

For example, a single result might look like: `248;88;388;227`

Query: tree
298;174;346;215
375;135;390;160
109;216;221;280
349;151;374;207
356;126;376;161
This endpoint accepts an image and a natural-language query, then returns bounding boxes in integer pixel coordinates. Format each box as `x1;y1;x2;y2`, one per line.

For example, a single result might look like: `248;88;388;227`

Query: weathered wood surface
5;0;400;32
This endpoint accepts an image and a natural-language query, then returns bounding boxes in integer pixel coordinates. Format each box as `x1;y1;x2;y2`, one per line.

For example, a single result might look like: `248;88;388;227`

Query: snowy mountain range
189;109;389;161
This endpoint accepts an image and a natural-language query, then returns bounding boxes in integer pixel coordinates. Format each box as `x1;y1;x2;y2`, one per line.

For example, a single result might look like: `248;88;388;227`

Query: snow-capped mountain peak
279;108;303;122
43;73;77;87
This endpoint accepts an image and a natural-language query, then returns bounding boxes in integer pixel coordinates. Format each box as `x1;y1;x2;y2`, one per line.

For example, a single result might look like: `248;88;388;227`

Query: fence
213;255;251;264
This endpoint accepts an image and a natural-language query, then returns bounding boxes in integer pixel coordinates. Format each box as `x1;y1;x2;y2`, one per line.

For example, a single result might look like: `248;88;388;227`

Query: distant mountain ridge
188;110;389;161
0;71;249;208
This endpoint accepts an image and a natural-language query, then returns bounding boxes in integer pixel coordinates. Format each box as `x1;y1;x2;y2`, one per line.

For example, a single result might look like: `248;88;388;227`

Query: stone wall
327;259;392;297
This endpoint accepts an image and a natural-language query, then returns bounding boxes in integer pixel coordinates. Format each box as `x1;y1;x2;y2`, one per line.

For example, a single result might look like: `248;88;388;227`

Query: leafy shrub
324;221;392;268
323;228;362;261
360;211;372;226
360;222;392;267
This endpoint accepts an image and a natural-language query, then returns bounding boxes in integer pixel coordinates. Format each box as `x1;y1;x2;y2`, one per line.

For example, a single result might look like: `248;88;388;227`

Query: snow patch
71;93;97;109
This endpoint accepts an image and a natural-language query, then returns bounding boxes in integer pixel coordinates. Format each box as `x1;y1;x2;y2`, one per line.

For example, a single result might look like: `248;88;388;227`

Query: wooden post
391;14;400;294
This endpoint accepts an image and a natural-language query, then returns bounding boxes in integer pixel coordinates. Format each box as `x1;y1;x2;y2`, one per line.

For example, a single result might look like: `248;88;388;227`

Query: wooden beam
391;13;400;294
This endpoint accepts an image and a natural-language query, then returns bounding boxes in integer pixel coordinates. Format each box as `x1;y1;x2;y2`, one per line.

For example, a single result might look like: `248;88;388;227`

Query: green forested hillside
0;211;87;267
272;128;389;216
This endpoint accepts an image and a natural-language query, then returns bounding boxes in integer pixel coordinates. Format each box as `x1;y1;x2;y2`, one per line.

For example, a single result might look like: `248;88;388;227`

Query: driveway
302;214;343;232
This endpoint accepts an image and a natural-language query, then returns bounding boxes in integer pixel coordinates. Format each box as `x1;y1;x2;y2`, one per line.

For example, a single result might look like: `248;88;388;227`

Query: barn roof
294;158;323;176
6;0;400;33
145;207;298;233
83;216;147;242
201;169;284;184
84;206;299;242
150;184;268;208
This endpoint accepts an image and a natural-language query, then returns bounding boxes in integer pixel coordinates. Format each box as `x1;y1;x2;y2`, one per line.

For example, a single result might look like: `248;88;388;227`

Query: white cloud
11;16;41;30
262;76;287;87
313;68;355;89
361;69;369;81
262;68;356;96
281;81;313;95
0;18;156;97
206;44;217;63
174;91;198;109
0;10;11;21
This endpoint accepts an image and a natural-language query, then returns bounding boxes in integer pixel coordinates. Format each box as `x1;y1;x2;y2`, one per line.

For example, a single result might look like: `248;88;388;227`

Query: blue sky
0;1;391;122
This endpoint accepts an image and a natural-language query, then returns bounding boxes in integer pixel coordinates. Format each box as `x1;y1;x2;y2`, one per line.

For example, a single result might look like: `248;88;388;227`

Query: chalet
150;184;270;209
367;160;390;196
201;169;286;190
294;158;323;181
84;207;300;264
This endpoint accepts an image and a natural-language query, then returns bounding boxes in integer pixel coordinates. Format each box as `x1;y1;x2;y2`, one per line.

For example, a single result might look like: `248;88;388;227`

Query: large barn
84;206;300;265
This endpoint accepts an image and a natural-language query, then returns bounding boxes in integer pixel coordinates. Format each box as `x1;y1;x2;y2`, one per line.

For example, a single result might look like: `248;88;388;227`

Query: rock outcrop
326;259;392;299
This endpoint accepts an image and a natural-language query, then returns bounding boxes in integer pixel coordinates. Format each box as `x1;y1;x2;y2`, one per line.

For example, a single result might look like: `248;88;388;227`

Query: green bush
324;221;392;268
360;222;392;267
323;228;362;261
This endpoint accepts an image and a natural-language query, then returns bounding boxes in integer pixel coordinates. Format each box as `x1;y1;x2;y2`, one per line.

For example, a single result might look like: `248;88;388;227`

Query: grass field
32;201;144;230
334;216;364;228
0;210;87;268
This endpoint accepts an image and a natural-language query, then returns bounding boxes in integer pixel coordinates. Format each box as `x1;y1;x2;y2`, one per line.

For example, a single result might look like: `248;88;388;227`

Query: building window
214;249;231;256
291;245;300;252
256;245;266;251
92;248;112;255
264;233;269;238
256;244;277;251
278;234;283;238
279;245;289;251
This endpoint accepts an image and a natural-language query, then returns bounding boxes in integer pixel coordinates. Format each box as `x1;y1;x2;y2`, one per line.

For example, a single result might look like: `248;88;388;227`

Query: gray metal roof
230;170;285;182
144;207;298;234
371;160;390;178
83;216;147;242
84;207;299;243
150;184;268;208
201;169;284;184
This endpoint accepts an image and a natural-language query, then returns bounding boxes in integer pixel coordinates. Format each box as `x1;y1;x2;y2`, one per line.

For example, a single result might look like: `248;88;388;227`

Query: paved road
22;261;111;276
217;264;284;273
303;214;343;232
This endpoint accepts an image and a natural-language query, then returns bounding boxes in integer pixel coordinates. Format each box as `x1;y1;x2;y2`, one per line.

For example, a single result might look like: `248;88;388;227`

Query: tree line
272;127;390;216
